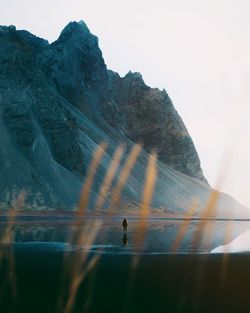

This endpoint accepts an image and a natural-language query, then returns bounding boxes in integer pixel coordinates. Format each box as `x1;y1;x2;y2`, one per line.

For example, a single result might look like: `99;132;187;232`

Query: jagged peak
122;71;149;89
125;71;143;80
109;70;145;82
55;20;97;44
62;21;90;34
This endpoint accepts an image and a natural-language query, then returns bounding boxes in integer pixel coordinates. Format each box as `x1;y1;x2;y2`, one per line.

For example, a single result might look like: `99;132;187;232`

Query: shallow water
1;216;250;313
1;215;250;253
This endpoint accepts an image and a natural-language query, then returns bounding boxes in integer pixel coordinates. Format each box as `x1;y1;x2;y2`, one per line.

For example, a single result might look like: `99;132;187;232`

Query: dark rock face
40;21;111;120
38;21;206;182
0;25;85;175
108;71;207;182
0;25;84;208
0;20;229;213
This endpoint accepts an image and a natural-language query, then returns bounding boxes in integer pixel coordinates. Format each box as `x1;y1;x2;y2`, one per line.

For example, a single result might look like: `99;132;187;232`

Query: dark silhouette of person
122;218;128;233
122;232;128;246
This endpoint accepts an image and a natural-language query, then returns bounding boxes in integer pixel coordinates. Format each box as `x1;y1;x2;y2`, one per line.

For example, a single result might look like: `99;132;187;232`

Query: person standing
122;218;128;233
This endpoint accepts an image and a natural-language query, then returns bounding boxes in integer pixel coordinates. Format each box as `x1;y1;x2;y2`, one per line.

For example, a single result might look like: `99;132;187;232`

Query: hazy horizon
1;0;250;207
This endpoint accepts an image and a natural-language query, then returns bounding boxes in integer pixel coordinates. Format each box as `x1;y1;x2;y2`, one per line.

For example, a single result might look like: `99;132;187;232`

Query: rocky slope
109;70;206;182
0;21;247;217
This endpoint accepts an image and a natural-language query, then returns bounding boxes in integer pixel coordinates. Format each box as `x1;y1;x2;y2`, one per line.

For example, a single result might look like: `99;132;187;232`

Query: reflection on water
122;232;128;246
1;217;250;254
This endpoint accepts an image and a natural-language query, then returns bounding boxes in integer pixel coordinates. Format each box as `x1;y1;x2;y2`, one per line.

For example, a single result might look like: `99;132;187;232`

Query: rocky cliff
38;21;206;181
0;21;246;217
109;70;206;182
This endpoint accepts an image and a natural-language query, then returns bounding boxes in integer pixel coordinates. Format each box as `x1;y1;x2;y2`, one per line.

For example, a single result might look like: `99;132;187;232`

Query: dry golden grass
77;142;107;216
219;221;233;290
134;151;157;250
132;152;157;271
109;144;142;211
0;191;26;300
189;166;227;313
0;142;239;313
131;151;157;274
58;220;101;313
58;144;108;313
58;143;144;313
118;151;158;310
171;200;198;253
95;145;125;211
191;189;220;250
0;209;17;299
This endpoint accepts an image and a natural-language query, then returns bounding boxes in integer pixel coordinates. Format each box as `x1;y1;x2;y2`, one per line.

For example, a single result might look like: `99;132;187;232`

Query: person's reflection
122;232;128;246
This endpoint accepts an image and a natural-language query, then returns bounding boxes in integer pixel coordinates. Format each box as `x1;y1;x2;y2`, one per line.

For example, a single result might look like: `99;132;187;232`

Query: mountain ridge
0;21;248;218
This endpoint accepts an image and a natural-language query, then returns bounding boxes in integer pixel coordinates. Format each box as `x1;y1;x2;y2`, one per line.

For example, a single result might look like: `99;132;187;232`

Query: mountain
0;21;248;217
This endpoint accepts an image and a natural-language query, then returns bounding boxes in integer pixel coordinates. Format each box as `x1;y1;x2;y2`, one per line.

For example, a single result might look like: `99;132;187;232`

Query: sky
1;0;250;207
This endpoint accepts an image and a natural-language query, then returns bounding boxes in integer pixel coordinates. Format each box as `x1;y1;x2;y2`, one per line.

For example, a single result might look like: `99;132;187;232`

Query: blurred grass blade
77;142;107;216
58;220;101;313
95;145;124;211
0;191;26;300
132;151;157;272
191;189;220;249
110;144;142;210
171;200;198;253
135;151;157;248
219;221;233;290
123;152;157;309
63;254;100;313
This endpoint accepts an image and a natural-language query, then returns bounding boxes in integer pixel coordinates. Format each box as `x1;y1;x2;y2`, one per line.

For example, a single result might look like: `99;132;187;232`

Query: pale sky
1;0;250;207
